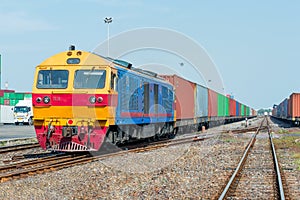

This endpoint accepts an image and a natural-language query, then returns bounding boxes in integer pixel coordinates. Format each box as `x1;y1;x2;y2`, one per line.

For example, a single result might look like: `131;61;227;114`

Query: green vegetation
274;136;300;170
276;129;289;134
294;153;300;170
0;141;6;146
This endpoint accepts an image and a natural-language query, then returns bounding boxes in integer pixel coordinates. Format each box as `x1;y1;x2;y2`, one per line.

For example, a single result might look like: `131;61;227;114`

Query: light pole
104;17;112;57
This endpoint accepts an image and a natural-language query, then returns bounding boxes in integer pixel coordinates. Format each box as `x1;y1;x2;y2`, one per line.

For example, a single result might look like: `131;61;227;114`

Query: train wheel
99;131;119;153
168;125;177;139
106;130;115;144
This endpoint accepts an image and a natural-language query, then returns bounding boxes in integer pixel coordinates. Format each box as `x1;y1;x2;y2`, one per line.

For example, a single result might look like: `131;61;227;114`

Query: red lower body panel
35;125;107;152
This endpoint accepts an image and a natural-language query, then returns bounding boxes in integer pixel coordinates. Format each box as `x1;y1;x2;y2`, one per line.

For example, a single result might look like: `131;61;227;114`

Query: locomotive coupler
78;125;86;141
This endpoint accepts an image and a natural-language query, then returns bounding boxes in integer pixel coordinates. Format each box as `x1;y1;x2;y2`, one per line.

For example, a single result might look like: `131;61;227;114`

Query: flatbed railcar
32;46;255;152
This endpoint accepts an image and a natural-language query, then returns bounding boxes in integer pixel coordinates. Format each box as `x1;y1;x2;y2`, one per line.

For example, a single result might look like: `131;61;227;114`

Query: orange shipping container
208;89;218;117
4;99;10;105
229;98;237;116
160;75;195;120
288;93;300;118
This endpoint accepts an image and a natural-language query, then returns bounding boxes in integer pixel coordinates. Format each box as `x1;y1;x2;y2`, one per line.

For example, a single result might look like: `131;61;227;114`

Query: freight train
272;93;300;126
32;46;256;152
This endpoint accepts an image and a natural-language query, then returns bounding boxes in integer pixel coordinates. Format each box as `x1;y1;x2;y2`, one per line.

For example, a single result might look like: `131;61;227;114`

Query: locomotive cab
32;49;118;151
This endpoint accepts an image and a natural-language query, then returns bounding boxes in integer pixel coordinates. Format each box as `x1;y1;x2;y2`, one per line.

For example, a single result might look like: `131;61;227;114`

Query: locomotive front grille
51;142;96;152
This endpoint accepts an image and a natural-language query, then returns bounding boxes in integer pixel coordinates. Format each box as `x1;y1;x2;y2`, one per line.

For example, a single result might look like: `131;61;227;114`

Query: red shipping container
160;75;195;120
288;93;300;118
208;89;218;117
0;90;3;97
229;98;237;116
4;99;10;105
2;89;15;93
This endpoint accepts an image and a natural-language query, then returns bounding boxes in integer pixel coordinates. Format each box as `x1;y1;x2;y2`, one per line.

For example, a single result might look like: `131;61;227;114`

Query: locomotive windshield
74;70;106;89
37;70;69;89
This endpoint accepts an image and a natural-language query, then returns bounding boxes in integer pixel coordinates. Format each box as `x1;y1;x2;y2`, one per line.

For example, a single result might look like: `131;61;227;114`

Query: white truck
13;99;33;125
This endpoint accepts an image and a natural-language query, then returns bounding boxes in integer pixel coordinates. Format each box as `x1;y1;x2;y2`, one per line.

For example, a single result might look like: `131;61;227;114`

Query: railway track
0;122;260;184
0;142;40;154
218;117;287;199
0;133;214;183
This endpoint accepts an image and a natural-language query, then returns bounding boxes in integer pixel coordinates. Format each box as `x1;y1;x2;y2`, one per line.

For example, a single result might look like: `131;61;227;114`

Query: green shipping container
246;106;250;116
8;93;17;99
9;99;19;106
225;97;229;116
241;104;245;116
0;97;4;105
4;92;17;99
217;94;229;117
14;93;25;100
24;93;32;98
3;93;10;99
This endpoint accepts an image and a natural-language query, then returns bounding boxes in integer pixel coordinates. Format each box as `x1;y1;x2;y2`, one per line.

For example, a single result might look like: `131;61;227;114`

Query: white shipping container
195;84;208;117
0;105;14;124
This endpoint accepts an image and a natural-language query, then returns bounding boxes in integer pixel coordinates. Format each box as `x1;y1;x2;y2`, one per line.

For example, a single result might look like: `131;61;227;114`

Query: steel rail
0;142;40;154
268;122;285;200
0;133;213;182
218;117;265;200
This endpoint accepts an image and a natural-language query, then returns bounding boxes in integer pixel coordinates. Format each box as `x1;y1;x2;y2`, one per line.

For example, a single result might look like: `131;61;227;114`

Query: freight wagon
272;93;300;125
160;74;253;132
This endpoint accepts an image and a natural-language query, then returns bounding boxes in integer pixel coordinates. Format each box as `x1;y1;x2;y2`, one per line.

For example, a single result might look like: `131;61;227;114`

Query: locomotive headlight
89;96;96;104
43;96;50;104
97;96;103;103
36;97;42;103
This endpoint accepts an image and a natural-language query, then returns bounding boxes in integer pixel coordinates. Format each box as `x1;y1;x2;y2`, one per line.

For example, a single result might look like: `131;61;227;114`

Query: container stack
0;90;32;124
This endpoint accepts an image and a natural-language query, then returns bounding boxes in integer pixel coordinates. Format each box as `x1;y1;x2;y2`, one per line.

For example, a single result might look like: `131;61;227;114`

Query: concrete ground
0;124;35;140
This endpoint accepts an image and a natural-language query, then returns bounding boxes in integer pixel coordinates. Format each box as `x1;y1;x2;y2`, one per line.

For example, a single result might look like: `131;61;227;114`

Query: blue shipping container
236;101;239;116
195;84;208;117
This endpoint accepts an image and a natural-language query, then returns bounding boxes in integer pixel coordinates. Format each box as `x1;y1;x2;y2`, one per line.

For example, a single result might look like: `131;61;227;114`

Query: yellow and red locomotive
32;46;176;151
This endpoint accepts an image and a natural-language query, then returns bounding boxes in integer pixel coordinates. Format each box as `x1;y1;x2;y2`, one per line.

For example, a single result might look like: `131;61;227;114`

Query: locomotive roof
38;49;171;86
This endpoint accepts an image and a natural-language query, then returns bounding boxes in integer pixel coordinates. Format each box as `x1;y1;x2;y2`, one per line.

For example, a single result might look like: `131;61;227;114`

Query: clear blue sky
0;0;299;110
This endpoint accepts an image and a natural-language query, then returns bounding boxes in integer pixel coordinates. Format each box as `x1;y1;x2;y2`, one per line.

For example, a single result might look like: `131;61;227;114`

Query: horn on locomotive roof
69;45;75;51
106;57;132;69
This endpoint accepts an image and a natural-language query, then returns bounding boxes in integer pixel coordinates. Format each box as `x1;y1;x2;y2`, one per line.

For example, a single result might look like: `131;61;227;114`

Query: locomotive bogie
106;121;175;144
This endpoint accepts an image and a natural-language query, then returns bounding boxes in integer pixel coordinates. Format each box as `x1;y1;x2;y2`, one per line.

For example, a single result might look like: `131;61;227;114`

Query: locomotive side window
37;70;69;89
74;70;106;89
